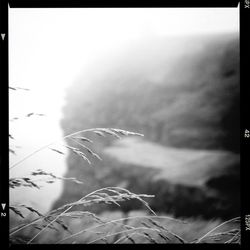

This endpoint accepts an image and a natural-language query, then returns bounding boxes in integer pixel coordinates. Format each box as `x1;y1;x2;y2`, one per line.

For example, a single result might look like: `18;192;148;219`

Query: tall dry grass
9;87;240;244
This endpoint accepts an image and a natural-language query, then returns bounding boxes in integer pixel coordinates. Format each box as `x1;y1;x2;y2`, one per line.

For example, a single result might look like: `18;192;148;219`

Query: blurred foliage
54;33;240;219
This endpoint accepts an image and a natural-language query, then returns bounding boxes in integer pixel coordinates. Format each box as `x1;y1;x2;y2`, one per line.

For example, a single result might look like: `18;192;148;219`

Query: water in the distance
9;7;239;214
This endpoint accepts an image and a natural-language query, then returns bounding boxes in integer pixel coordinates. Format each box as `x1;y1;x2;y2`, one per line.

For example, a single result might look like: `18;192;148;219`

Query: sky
9;7;239;213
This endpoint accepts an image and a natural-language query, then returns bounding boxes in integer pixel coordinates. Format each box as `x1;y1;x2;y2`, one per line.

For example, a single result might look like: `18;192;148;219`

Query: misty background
9;7;239;221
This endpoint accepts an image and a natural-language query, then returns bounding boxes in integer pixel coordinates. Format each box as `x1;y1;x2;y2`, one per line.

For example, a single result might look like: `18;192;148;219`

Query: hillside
53;33;240;219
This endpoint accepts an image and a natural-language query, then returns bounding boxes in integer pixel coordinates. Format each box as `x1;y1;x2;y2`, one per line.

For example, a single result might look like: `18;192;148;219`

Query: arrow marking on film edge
1;34;6;40
1;204;6;210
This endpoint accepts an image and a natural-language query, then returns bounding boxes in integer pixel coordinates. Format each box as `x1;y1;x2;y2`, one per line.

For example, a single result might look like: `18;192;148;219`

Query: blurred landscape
52;32;240;220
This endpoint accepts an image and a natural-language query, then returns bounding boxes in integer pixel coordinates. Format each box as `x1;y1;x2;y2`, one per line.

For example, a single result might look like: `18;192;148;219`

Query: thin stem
87;227;158;244
26;186;150;243
27;206;72;244
26;186;110;244
225;231;240;244
196;217;240;243
9;128;100;170
114;232;143;244
57;215;186;243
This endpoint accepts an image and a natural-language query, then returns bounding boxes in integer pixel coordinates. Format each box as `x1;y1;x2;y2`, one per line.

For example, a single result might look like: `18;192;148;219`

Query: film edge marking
1;33;6;40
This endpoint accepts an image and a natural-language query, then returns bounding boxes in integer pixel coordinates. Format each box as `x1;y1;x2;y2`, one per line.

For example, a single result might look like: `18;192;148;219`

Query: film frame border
0;0;247;248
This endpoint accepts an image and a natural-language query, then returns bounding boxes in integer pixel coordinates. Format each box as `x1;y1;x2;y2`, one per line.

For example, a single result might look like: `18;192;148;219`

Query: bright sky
9;7;239;212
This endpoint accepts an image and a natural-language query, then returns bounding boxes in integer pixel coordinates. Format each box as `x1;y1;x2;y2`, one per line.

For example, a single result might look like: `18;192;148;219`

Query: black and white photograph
1;0;247;246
